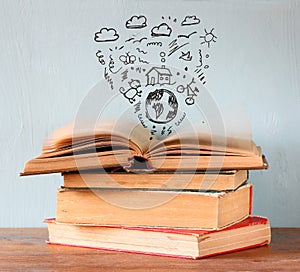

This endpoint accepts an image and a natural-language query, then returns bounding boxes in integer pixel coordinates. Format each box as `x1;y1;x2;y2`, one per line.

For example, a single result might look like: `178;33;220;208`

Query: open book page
41;120;153;159
146;131;260;158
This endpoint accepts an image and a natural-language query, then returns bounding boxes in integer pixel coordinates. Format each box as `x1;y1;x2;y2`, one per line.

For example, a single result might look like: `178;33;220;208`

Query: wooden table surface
0;228;299;271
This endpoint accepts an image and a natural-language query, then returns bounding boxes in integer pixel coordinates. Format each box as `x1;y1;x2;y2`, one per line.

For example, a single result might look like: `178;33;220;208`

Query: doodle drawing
176;77;199;105
181;15;201;26
133;37;147;44
147;41;162;47
200;28;217;48
151;23;172;37
126;15;147;29
119;52;137;65
138;57;149;64
168;39;189;56
178;31;197;39
94;27;119;42
119;79;142;104
145;89;178;124
136;48;147;54
146;65;173;86
179;51;192;61
95;50;105;65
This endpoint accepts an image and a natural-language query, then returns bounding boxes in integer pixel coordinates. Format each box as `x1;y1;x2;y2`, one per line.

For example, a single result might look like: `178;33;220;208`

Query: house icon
146;65;172;86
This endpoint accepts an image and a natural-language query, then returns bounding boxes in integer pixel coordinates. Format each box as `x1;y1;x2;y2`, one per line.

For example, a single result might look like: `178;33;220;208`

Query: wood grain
0;228;299;271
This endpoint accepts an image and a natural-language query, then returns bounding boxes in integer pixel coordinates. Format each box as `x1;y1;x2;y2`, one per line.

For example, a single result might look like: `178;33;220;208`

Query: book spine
249;184;253;215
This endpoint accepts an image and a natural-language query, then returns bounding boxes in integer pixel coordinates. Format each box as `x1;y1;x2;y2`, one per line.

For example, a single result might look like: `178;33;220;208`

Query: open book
21;121;268;175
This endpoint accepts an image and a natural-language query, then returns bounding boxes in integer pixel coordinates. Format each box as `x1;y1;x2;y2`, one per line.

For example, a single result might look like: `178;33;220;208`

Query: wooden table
0;228;299;271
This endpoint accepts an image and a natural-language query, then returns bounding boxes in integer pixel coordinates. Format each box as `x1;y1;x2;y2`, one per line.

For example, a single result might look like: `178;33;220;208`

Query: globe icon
145;89;178;124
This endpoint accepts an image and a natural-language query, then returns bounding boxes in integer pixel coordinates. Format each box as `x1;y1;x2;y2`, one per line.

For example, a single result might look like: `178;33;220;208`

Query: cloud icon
151;23;172;37
94;27;119;42
126;15;147;29
181;15;201;26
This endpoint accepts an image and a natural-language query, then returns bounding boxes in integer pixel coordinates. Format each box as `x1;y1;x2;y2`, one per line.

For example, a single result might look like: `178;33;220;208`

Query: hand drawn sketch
136;48;147;54
160;52;166;63
179;51;192;61
162;16;177;23
96;50;105;65
178;31;197;39
108;55;122;74
119;79;142;103
125;37;135;43
151;23;172;37
94;27;119;42
146;66;174;86
138;57;149;64
126;15;147;29
168;39;189;56
93;13;219;121
147;41;163;47
176;77;199;105
133;37;148;44
145;89;178;124
119;52;137;65
181;15;200;26
200;28;217;48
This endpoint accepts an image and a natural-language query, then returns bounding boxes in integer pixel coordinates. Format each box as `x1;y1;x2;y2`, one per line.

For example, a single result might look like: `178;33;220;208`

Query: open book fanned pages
21;121;268;175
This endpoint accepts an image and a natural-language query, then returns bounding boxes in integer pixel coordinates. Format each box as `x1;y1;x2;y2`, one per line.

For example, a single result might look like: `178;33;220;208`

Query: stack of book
21;123;271;259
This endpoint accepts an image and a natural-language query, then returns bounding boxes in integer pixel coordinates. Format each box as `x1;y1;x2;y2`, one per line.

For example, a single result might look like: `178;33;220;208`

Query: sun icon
200;28;217;48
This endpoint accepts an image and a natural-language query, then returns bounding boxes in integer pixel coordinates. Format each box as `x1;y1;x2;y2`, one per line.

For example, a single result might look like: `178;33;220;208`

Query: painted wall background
0;0;299;227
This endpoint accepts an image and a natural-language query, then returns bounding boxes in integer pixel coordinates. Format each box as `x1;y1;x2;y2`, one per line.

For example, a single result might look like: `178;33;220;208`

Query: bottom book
45;216;271;259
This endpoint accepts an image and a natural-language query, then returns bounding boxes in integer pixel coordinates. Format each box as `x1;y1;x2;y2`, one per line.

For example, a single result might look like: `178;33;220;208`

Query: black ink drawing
162;16;177;23
194;66;202;73
194;66;206;84
151;23;172;37
126;15;147;29
168;39;189;57
135;67;142;73
93;14;218;104
96;50;105;65
136;48;147;54
179;51;192;61
198;73;206;84
146;66;174;86
119;80;142;104
119;52;137;65
109;46;124;51
178;31;197;39
138;57;149;64
147;41;162;47
145;89;178;124
200;28;217;48
125;37;135;43
176;77;199;105
104;68;114;90
160;126;173;136
94;27;119;42
181;15;200;26
108;55;122;74
149;125;157;141
134;101;141;113
133;37;147;44
121;69;128;82
160;52;166;63
199;49;203;64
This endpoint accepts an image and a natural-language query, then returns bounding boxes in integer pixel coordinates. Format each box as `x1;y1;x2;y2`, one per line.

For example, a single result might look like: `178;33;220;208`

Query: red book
45;216;271;259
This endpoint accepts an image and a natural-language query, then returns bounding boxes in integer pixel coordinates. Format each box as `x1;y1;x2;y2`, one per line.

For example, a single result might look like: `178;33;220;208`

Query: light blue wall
0;0;299;227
